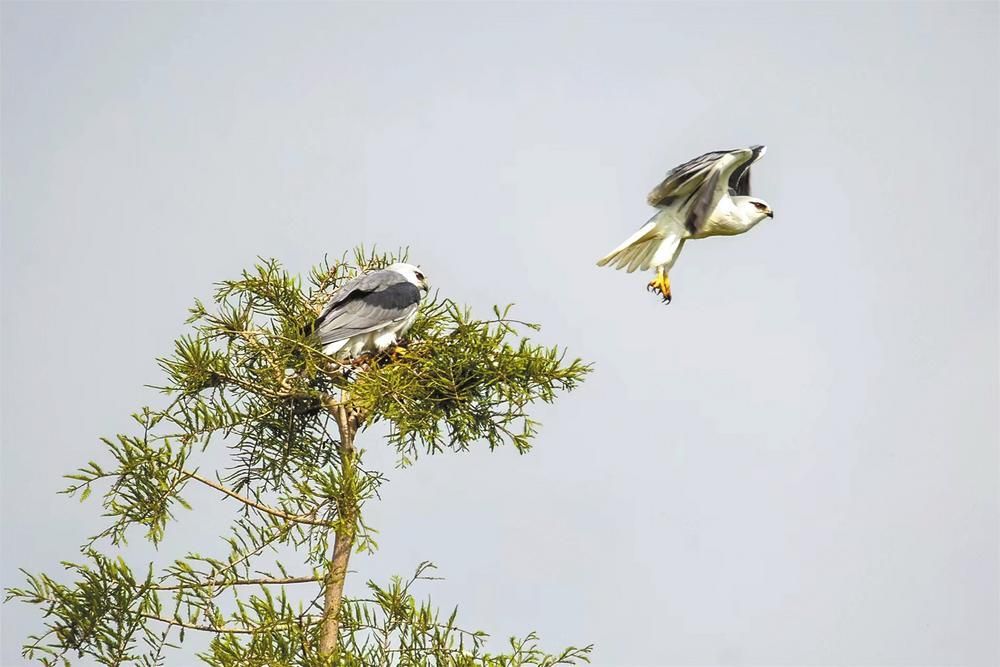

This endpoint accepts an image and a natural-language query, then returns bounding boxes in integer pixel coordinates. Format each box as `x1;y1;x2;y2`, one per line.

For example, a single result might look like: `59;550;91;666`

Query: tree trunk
319;521;355;656
319;402;358;658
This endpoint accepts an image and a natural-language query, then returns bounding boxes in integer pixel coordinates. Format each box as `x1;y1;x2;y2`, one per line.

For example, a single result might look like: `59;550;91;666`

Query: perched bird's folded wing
312;273;421;346
646;150;732;207
315;271;393;321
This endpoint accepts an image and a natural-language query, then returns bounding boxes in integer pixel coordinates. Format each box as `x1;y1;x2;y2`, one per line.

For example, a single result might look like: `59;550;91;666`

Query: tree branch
182;470;334;527
142;614;257;635
319;393;358;658
154;575;323;591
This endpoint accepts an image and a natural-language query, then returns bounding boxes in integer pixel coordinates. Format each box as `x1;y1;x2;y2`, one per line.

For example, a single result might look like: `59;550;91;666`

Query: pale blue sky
3;2;998;665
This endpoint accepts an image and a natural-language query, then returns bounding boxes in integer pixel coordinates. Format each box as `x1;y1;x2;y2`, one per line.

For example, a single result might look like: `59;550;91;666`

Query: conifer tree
7;249;592;666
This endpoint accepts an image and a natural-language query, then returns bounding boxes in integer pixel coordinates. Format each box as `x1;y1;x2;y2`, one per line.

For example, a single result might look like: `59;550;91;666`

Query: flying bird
311;263;429;359
596;145;773;304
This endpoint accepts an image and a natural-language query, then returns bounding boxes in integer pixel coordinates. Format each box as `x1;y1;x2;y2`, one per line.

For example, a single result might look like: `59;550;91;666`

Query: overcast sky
2;2;998;665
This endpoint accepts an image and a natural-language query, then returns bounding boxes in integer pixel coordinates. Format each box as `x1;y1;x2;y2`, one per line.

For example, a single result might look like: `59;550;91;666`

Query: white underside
596;194;762;275
322;309;419;359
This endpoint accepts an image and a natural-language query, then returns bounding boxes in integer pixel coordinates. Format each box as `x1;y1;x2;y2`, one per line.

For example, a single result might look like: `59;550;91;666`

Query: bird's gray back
313;270;421;345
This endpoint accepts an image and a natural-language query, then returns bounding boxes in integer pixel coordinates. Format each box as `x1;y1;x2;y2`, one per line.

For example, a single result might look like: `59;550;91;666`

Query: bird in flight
310;263;429;360
596;145;773;304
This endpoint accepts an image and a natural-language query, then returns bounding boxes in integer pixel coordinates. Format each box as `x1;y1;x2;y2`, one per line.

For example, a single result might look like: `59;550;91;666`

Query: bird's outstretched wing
310;270;421;346
685;166;726;234
681;147;762;234
646;150;732;207
728;144;766;197
646;145;767;206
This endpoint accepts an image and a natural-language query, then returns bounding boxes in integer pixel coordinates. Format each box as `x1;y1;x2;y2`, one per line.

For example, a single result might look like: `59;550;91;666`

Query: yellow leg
646;267;672;304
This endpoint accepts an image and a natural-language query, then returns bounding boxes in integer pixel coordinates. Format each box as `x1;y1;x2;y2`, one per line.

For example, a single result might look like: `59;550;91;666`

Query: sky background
2;2;998;666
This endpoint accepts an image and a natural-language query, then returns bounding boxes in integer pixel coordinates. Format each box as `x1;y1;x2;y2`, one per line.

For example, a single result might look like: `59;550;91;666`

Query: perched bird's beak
766;208;774;219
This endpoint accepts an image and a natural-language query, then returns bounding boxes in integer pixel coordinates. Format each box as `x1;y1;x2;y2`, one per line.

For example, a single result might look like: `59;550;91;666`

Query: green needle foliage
6;248;592;667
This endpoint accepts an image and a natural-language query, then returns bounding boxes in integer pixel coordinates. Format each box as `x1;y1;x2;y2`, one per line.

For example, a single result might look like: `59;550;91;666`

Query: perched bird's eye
415;272;425;281
753;201;767;211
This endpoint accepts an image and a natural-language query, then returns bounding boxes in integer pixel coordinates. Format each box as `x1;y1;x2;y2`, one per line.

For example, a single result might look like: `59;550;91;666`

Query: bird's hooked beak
766;208;774;219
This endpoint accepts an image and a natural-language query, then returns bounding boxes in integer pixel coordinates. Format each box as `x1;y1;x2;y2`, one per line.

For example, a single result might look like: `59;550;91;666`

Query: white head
387;262;430;292
733;196;774;227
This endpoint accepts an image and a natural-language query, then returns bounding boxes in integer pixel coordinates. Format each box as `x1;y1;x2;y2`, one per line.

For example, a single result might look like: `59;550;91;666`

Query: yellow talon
646;268;672;304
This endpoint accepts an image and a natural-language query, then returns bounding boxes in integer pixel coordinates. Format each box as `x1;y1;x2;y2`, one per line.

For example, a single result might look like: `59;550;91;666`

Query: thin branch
154;575;323;591
226;328;348;366
476;316;540;329
141;614;256;635
157;524;290;591
182;470;334;527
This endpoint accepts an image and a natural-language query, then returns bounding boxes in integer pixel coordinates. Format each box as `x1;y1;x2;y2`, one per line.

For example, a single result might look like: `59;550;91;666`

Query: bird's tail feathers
596;222;664;274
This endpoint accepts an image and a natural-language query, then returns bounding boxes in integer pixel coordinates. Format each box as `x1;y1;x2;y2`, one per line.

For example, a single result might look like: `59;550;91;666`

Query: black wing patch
685;167;723;234
647;150;732;207
311;278;421;345
728;145;765;197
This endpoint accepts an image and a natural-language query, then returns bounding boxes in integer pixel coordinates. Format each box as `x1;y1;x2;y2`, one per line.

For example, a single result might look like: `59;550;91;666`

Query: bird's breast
694;201;753;238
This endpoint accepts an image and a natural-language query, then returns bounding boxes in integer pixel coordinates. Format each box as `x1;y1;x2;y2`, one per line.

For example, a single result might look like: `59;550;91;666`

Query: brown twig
142;614;256;635
154;575;322;591
183;470;334;527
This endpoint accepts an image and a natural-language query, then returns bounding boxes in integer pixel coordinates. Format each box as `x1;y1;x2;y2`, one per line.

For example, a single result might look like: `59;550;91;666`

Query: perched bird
597;145;773;304
310;263;429;359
